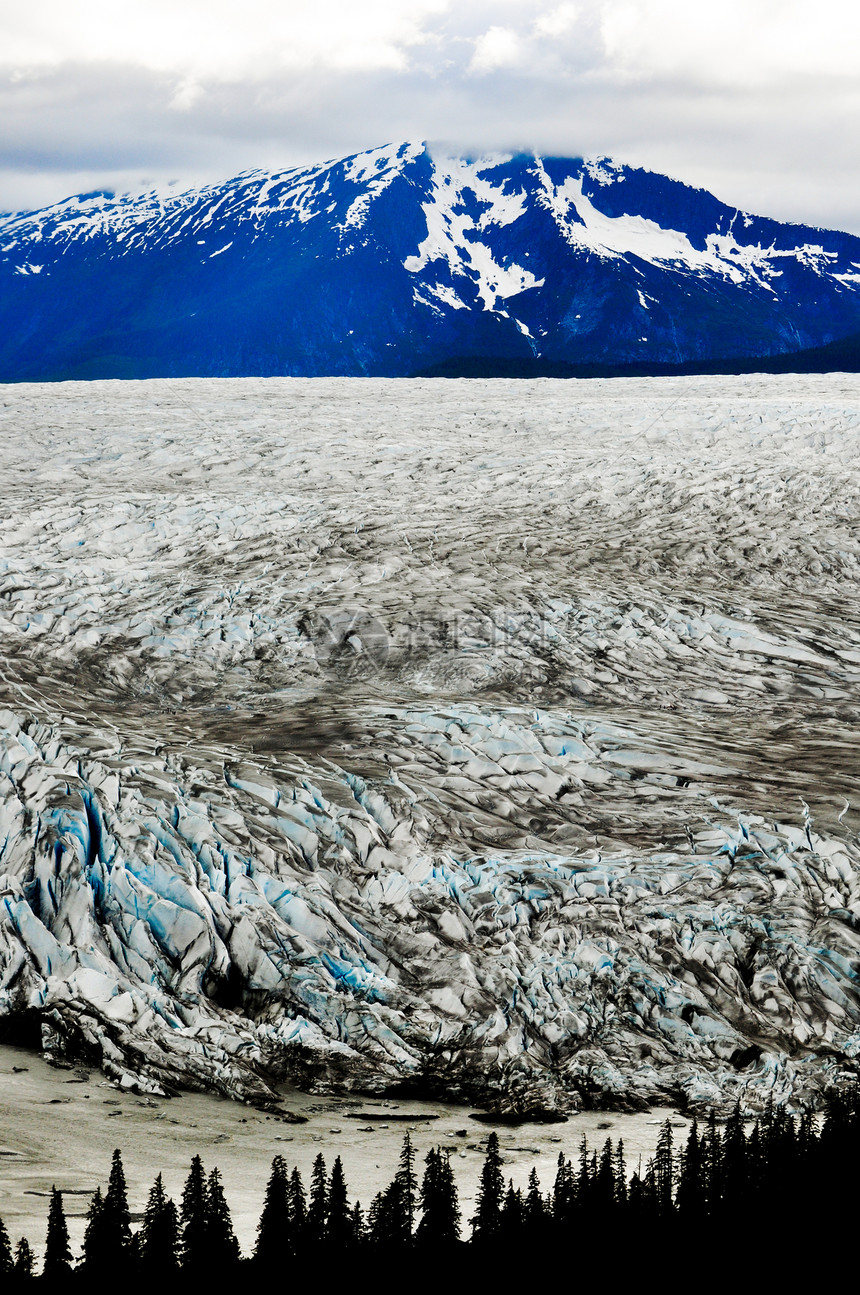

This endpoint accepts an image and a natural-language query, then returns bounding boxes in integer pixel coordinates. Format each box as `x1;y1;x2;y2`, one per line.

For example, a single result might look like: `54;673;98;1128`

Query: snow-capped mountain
2;141;860;380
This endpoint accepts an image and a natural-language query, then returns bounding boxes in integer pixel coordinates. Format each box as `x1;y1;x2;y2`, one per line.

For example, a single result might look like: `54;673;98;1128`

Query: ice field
2;374;860;1113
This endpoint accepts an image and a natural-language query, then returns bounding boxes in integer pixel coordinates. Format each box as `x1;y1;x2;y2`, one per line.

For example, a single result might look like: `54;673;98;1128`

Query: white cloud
600;0;860;84
469;25;521;72
0;0;858;234
169;77;205;112
0;0;450;78
534;4;578;37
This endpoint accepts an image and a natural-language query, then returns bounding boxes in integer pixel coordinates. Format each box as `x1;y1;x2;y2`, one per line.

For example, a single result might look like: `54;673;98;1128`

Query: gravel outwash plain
1;375;860;1114
0;1044;678;1256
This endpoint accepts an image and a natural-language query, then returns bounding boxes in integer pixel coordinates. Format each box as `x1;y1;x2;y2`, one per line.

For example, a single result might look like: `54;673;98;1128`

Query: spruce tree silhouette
255;1155;292;1268
471;1133;504;1242
326;1157;353;1250
368;1181;402;1249
81;1187;109;1274
180;1155;208;1271
676;1121;706;1219
204;1168;240;1270
702;1110;722;1212
613;1141;628;1208
502;1181;524;1231
307;1153;328;1247
14;1237;33;1279
720;1104;748;1218
576;1133;590;1206
0;1215;12;1275
640;1157;659;1218
43;1188;71;1277
654;1122;675;1217
395;1134;417;1242
101;1148;132;1269
553;1152;575;1225
140;1173;179;1276
523;1167;546;1241
417;1147;460;1249
289;1166;307;1243
595;1138;616;1211
350;1201;365;1249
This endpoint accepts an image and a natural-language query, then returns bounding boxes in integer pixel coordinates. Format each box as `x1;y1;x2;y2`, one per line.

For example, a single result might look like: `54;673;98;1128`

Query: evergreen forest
2;1091;858;1288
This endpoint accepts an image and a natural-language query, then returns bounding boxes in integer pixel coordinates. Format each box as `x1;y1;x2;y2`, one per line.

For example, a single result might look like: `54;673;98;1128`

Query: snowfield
2;374;860;1113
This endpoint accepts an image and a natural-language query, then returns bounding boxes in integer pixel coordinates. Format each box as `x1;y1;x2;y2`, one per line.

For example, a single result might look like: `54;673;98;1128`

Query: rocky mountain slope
2;143;860;379
2;375;860;1113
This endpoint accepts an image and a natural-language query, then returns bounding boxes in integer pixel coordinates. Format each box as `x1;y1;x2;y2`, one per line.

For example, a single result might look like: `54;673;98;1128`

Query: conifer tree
576;1133;591;1206
396;1134;417;1241
641;1159;659;1216
290;1167;307;1240
43;1188;72;1276
140;1173;179;1275
180;1154;208;1270
746;1120;764;1203
367;1191;384;1247
14;1237;33;1279
502;1181;524;1231
721;1104;748;1214
255;1155;292;1266
614;1141;628;1208
676;1120;705;1217
417;1147;460;1248
0;1216;12;1275
307;1153;328;1246
595;1138;616;1210
702;1110;722;1213
654;1121;675;1216
796;1108;816;1168
327;1156;353;1250
81;1187;108;1272
351;1201;365;1248
471;1133;504;1242
101;1147;132;1267
627;1171;644;1220
368;1180;406;1249
524;1167;546;1236
205;1167;240;1269
553;1152;575;1224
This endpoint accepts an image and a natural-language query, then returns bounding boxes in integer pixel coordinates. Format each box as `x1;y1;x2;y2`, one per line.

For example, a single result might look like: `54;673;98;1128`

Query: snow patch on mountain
532;159;775;291
404;154;543;312
341;140;425;233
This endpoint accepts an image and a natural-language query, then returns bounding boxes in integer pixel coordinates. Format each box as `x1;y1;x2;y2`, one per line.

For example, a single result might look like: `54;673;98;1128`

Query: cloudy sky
2;0;858;231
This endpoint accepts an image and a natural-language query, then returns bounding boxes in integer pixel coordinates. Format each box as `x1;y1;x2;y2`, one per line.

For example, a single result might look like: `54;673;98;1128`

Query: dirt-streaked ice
2;374;860;1113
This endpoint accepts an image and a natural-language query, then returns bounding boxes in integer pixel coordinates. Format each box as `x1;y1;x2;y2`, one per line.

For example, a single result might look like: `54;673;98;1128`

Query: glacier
2;374;860;1113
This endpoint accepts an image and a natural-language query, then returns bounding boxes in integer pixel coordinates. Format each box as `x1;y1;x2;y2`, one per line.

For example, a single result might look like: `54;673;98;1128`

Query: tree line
3;1089;859;1285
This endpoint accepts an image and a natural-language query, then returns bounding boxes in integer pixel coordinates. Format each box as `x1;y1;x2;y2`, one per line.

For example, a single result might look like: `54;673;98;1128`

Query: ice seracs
2;375;860;1111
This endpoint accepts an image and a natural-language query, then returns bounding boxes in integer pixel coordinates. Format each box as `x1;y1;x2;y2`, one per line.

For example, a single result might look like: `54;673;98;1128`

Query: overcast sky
2;0;858;232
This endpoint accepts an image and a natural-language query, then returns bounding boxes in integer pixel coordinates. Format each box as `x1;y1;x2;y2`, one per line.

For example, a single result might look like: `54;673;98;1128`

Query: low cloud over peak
1;0;858;233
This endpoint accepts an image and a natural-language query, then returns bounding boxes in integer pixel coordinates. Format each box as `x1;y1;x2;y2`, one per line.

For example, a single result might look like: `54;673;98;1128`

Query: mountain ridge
2;140;860;380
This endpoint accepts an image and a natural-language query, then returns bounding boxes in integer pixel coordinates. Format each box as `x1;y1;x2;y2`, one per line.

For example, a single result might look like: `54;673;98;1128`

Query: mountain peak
1;143;859;380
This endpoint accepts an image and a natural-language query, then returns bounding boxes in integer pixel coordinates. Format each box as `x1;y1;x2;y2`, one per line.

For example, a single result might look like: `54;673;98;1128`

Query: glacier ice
1;374;860;1112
